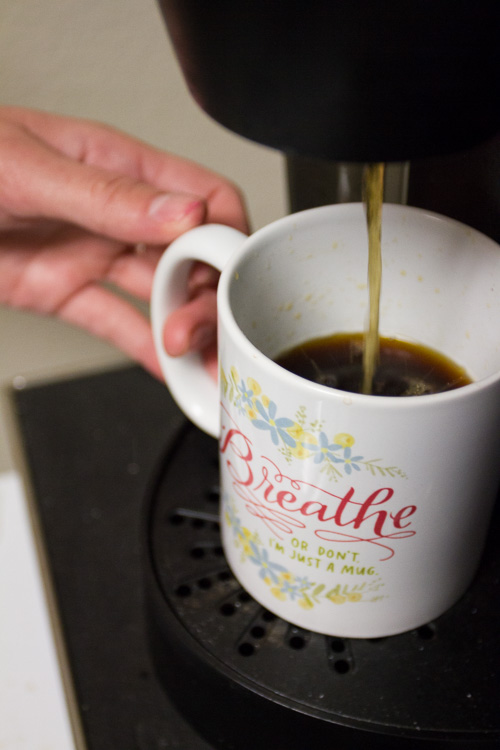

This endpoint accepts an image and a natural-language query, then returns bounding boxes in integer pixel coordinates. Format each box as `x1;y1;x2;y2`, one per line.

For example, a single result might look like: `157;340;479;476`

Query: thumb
2;130;206;243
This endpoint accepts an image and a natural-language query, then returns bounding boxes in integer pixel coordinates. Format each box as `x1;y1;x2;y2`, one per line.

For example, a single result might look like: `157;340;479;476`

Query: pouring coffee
157;0;498;392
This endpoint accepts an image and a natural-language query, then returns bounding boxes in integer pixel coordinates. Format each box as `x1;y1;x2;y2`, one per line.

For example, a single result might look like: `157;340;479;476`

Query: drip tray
144;424;500;750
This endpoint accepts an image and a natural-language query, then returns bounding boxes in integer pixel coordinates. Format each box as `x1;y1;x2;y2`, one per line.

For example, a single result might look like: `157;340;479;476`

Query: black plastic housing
157;0;499;162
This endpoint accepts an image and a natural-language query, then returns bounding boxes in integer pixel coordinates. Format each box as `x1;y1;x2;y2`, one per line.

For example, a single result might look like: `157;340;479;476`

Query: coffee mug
151;204;500;638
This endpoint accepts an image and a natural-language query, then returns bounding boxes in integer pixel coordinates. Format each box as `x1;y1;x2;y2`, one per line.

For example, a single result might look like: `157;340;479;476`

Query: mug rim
217;202;500;409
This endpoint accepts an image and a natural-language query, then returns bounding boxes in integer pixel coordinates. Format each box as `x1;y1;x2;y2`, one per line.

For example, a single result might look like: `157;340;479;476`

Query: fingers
201;344;218;383
0;108;250;240
0;126;206;243
105;244;163;300
162;289;217;357
145;151;250;233
0;108;246;380
186;261;220;297
56;281;162;379
1;226;160;311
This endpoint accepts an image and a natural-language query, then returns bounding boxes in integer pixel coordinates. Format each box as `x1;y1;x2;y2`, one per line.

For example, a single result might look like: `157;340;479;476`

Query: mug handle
151;224;247;437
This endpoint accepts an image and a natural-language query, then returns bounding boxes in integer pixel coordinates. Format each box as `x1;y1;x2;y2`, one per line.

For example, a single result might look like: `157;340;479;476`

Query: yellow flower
261;395;270;408
288;442;313;459
279;572;293;582
271;587;287;601
298;597;314;610
237;529;252;555
328;594;347;604
220;366;228;395
334;433;355;448
286;424;316;458
287;422;307;440
247;377;262;396
246;407;258;420
347;593;362;602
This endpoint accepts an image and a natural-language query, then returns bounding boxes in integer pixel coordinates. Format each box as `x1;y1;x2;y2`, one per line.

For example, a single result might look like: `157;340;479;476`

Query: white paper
0;471;77;749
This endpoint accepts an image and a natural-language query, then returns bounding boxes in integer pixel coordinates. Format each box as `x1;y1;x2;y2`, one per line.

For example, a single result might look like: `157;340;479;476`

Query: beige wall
0;0;287;469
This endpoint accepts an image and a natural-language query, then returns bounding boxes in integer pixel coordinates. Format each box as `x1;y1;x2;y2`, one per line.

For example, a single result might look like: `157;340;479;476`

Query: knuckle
91;173;132;210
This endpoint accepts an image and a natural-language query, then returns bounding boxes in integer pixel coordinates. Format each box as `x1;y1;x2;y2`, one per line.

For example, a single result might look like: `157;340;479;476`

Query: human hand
0;107;249;378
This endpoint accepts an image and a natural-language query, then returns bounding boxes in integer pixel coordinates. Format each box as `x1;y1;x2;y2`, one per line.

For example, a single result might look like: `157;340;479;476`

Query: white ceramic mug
151;204;500;638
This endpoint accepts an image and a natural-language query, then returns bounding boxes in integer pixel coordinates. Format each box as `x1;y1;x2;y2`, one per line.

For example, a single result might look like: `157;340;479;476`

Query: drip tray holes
262;610;277;623
250;625;266;639
206;485;221;504
333;659;351;675
329;638;346;653
234;608;281;658
189;544;224;560
197;577;212;590
327;637;354;675
173;565;235;601
220;602;237;617
289;635;306;650
175;584;192;598
287;628;309;651
238;642;255;657
416;623;436;640
219;587;259;620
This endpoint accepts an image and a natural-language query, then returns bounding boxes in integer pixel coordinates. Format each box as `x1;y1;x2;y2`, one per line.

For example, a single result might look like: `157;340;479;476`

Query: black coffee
275;333;473;397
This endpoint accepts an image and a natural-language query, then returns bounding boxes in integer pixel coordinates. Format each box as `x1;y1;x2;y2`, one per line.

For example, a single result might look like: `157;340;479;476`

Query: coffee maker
144;2;500;748
157;0;499;237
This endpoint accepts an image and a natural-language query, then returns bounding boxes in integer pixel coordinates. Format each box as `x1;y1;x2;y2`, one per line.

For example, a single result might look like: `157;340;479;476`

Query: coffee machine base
145;423;500;750
13;365;499;749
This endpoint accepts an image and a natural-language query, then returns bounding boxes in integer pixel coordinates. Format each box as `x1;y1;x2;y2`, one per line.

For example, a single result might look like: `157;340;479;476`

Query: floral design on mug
252;400;296;447
224;495;385;607
221;365;407;481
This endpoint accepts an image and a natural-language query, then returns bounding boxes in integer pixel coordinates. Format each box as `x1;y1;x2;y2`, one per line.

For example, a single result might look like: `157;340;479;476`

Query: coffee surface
275;333;472;397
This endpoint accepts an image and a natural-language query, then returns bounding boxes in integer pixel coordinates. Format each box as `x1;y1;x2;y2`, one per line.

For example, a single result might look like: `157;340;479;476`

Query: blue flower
237;379;254;407
294;575;313;591
338;446;364;474
236;399;248;417
248;543;287;584
224;498;243;536
277;578;302;600
302;431;344;464
252;400;296;447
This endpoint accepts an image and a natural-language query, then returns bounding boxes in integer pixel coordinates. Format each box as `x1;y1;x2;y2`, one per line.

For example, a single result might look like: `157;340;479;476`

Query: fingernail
190;324;217;351
148;194;203;223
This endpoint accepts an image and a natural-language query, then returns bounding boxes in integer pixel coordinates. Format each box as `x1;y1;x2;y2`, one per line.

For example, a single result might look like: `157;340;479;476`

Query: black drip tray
145;424;500;750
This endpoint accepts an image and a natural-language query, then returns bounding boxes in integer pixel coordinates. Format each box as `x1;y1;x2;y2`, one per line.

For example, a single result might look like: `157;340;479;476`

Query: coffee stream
275;163;473;396
362;163;385;395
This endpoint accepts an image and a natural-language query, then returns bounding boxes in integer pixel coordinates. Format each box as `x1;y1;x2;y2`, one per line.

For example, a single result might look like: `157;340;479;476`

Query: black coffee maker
144;3;500;749
158;0;499;238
